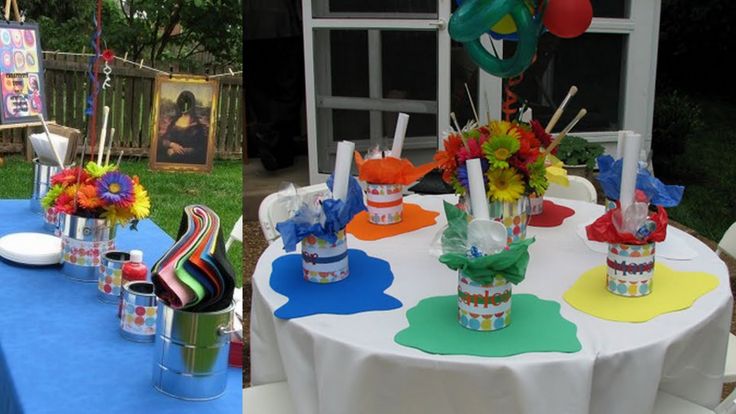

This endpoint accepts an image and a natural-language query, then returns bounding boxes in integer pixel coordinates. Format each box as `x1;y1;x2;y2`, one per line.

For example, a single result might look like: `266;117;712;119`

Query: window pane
330;31;369;98
591;0;628;18
450;42;480;128
313;28;439;174
503;33;625;132
313;0;437;17
381;31;437;101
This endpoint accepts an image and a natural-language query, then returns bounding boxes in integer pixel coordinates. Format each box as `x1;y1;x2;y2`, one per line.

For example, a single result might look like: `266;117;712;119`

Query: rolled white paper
390;113;409;159
332;140;355;201
466;158;489;220
619;132;642;213
616;130;632;160
97;106;110;165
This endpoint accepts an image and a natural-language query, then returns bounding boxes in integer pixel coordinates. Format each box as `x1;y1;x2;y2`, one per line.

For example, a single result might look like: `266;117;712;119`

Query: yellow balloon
491;15;517;35
489;3;537;35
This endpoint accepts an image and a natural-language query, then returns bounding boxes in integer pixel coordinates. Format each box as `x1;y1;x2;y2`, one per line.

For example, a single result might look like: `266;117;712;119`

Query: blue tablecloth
0;200;242;414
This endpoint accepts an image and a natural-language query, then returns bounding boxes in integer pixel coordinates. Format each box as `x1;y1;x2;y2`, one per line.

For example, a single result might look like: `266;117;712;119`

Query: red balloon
543;0;593;39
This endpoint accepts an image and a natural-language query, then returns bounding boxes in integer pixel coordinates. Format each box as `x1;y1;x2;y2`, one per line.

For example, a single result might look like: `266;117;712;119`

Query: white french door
304;0;662;183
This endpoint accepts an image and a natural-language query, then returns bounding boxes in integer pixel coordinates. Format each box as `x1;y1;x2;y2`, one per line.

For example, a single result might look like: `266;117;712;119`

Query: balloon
454;0;542;42
543;0;593;38
449;0;541;78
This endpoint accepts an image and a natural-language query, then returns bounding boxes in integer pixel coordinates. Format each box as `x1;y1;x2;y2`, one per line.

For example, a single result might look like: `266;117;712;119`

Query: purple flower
97;172;134;206
457;158;490;192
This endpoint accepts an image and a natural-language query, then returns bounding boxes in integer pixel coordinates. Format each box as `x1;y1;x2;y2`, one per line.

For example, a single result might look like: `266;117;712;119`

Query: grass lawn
658;97;736;242
0;155;243;287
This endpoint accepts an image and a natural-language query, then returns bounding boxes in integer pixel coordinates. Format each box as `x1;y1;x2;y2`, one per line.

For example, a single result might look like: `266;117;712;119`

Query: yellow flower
487;168;525;202
488;120;518;138
102;205;135;226
130;184;151;219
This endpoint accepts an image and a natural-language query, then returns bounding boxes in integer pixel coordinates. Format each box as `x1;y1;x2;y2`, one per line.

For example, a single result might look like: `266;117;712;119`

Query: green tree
24;0;242;70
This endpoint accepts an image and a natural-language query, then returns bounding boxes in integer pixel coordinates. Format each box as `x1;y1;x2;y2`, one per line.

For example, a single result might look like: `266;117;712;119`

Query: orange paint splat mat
347;203;440;241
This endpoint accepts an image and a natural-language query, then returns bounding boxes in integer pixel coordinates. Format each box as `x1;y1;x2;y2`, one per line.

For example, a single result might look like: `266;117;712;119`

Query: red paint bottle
118;250;148;318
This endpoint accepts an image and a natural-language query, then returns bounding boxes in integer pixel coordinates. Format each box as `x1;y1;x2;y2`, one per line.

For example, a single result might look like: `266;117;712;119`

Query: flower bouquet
434;119;566;242
42;161;151;281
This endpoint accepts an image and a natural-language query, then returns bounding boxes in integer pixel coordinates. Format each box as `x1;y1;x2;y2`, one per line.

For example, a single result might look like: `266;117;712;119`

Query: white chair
653;391;715;414
717;222;736;261
545;175;597;203
258;183;330;244
225;215;243;252
244;381;296;414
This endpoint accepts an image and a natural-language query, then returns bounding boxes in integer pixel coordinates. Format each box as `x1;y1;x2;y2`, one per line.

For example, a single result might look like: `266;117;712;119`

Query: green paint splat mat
394;294;581;357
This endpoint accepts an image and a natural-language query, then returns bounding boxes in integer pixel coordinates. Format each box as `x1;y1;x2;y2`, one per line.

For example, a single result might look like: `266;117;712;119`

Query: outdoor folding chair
244;381;295;414
258;183;330;244
545;175;598;204
225;215;243;252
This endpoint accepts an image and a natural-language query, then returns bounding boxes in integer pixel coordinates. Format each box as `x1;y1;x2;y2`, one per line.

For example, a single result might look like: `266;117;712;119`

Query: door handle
429;19;446;30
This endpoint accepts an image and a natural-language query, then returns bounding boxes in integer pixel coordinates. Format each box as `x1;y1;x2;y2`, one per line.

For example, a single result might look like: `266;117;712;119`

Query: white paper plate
0;232;62;266
576;223;698;260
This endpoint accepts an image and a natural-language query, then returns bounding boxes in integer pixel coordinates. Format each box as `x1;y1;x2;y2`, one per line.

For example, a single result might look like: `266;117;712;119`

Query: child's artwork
0;22;46;124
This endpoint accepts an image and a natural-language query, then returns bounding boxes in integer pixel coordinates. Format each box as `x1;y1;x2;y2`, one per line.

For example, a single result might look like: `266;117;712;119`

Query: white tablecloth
251;195;733;414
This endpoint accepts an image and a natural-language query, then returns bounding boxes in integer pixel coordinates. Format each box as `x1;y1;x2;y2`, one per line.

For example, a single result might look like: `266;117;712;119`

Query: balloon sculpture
449;0;593;78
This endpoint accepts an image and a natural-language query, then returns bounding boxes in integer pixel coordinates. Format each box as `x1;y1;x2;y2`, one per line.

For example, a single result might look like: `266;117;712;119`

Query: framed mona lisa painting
149;75;219;172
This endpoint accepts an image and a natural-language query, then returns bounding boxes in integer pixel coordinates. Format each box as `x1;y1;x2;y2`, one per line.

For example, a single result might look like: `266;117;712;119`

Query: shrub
556;135;604;170
652;91;702;158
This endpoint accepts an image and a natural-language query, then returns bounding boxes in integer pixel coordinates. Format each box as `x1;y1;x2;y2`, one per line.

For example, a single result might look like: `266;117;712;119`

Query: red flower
52;167;91;187
530;120;556;154
101;49;115;62
54;192;77;214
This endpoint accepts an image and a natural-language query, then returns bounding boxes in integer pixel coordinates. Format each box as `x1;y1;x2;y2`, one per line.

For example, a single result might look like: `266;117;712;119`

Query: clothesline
42;50;242;79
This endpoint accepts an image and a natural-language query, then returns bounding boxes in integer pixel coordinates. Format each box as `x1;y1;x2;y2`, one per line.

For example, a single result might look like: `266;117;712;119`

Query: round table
251;195;732;414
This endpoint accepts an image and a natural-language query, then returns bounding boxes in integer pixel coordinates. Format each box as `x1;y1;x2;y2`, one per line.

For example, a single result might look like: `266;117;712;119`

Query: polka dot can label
606;242;656;297
301;229;349;283
457;273;512;331
529;195;544;216
366;183;403;225
120;282;158;342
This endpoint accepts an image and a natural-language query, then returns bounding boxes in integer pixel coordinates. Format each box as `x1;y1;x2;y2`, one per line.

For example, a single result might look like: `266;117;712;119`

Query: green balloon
449;0;517;42
449;0;540;78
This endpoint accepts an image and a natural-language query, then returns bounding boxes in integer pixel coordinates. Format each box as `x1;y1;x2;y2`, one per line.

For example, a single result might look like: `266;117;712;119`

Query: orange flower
434;133;464;183
77;184;103;210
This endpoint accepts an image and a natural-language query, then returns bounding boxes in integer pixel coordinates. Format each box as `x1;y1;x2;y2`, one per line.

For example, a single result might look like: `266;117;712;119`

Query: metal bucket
120;281;158;342
30;158;62;214
152;302;234;401
98;251;130;303
59;213;116;282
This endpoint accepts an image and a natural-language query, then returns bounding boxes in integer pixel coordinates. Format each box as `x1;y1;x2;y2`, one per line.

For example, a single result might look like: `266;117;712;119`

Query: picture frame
149;75;219;172
0;21;47;124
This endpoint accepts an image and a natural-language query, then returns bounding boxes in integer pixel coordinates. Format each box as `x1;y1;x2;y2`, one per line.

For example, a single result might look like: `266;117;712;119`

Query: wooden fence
0;53;243;159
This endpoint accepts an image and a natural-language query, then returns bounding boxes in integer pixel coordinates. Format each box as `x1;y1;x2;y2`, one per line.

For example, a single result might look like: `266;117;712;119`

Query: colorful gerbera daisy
483;133;520;169
487;168;525;202
130;183;151;219
96;172;135;207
